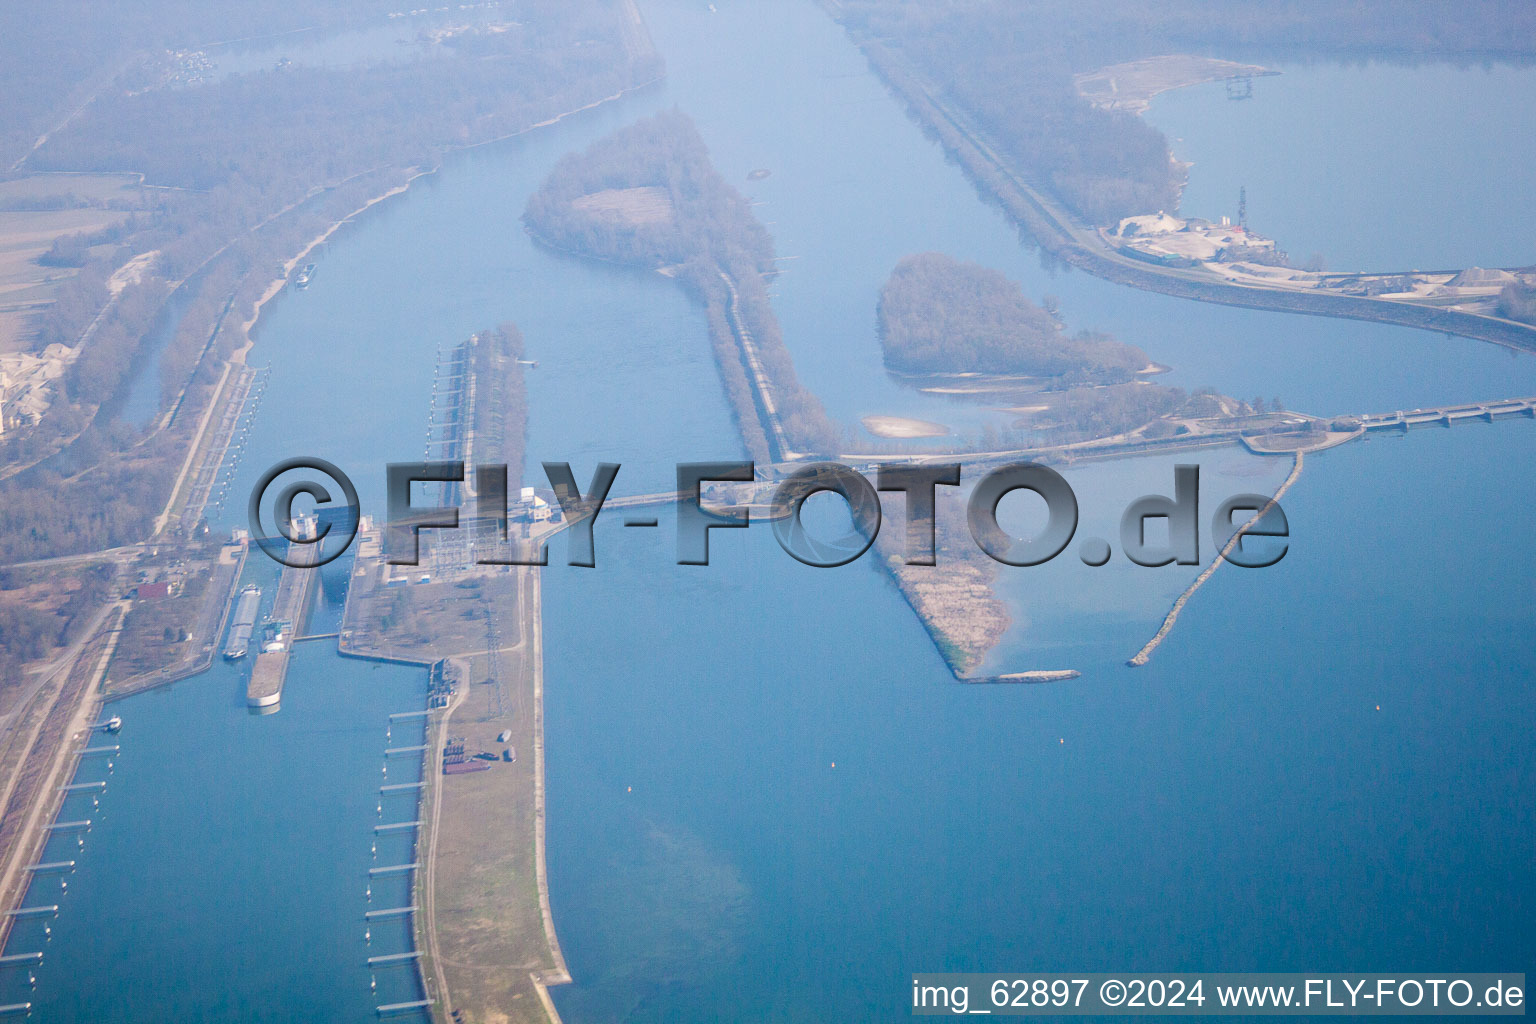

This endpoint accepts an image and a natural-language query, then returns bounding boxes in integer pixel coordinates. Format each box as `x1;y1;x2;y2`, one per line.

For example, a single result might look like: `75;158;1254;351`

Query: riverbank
876;500;1012;679
1074;55;1277;116
102;540;247;701
861;414;949;438
0;601;125;953
237;173;426;356
236;79;666;359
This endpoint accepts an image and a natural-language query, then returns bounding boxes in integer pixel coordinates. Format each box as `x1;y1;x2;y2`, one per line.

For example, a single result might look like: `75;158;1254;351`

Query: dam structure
1358;397;1536;431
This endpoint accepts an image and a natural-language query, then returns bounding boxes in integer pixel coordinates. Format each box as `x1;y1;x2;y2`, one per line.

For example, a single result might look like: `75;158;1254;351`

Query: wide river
6;1;1532;1021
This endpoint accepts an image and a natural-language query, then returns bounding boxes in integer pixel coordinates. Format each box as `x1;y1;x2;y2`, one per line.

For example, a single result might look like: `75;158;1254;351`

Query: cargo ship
222;584;262;661
247;519;319;709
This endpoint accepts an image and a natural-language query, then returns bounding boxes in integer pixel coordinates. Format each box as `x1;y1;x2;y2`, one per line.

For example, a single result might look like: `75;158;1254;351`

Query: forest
526;110;775;275
878;253;1149;381
0;0;659;566
0;562;113;696
526;110;841;457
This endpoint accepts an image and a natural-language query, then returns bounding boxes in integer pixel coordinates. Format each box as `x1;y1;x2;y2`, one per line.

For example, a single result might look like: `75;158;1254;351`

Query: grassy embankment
338;326;569;1023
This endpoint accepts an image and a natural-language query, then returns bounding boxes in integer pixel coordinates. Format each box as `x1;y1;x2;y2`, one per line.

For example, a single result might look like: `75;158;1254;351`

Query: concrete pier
374;821;421;833
367;951;422;965
5;906;58;918
388;711;432;721
365;906;417;919
41;820;91;832
79;745;119;756
383;745;427;757
25;861;75;873
380;782;424;793
368;863;418;876
58;781;105;792
377;1000;433;1015
0;953;42;965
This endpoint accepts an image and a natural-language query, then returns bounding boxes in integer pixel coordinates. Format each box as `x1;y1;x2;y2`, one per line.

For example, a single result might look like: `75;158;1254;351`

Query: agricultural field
0;172;143;353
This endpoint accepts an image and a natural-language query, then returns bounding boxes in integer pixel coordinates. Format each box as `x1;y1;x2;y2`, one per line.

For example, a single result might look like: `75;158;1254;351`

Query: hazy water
15;0;1536;1020
1147;61;1536;272
539;2;1536;1020
2;62;715;1022
626;0;1536;674
641;1;1536;435
115;273;196;428
0;643;431;1022
544;423;1536;1023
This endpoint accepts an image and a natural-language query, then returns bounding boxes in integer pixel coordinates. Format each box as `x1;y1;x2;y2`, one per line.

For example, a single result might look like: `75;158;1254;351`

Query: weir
1360;397;1536;431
